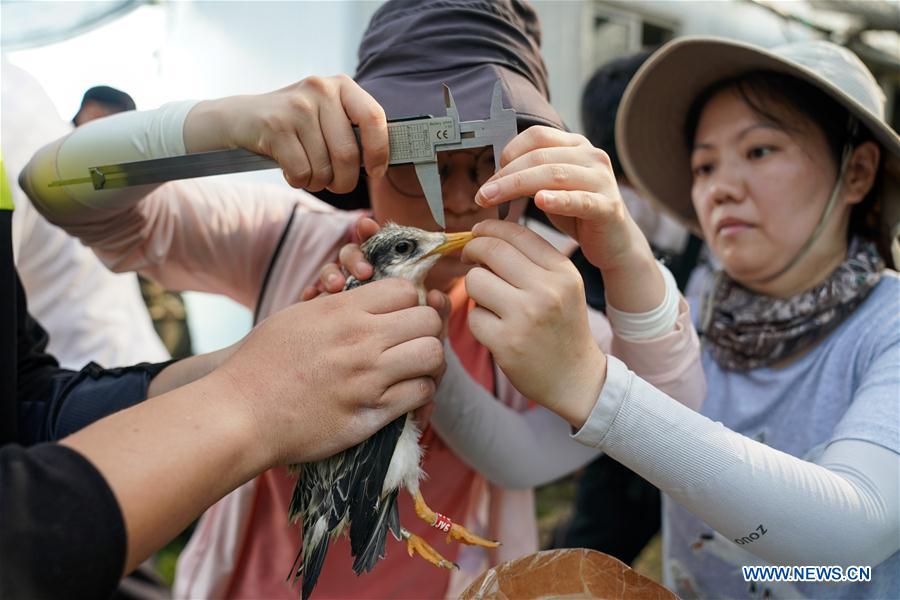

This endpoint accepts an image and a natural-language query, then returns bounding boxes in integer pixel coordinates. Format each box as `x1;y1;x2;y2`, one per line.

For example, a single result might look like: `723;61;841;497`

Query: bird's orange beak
426;231;474;257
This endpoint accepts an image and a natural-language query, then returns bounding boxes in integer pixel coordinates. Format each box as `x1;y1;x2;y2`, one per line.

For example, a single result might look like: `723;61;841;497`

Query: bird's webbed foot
411;490;501;549
400;528;457;570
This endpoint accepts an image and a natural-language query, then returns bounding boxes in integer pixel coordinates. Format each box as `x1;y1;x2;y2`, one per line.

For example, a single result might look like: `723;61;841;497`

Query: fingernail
327;274;340;287
479;182;499;200
357;261;370;275
541;192;555;203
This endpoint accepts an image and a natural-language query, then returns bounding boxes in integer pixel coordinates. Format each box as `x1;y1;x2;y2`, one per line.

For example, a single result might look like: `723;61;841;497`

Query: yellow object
0;152;14;211
412;490;499;548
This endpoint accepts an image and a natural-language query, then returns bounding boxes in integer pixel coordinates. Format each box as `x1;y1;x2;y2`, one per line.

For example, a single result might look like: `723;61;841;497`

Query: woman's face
690;89;851;295
368;148;527;291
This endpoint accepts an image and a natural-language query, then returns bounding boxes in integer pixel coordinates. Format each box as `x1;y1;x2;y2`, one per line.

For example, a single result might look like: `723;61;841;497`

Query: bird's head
360;224;474;287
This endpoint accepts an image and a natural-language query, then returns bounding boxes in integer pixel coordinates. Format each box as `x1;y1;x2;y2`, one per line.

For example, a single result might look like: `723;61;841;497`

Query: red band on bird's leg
431;512;453;533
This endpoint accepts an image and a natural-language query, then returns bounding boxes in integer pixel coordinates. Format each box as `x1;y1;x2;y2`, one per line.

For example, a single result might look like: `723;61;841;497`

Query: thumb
356;216;381;243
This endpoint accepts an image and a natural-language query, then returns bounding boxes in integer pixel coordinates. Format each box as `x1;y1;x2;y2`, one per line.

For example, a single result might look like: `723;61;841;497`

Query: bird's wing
352;488;400;574
292;414;406;594
348;414;406;573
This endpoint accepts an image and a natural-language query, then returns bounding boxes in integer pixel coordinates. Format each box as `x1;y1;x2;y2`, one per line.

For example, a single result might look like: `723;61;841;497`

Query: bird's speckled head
360;224;473;289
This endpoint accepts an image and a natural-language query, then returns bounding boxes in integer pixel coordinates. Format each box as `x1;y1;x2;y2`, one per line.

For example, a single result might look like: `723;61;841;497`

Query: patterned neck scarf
702;237;884;371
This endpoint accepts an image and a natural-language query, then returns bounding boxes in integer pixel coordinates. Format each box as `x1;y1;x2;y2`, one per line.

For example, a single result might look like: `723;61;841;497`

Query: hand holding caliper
49;77;517;229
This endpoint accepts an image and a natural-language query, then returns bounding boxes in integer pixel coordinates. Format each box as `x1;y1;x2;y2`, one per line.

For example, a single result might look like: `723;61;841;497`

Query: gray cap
355;0;563;130
617;37;900;267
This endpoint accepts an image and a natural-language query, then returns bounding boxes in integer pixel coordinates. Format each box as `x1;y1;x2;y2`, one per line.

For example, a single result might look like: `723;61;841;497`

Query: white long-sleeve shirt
432;276;899;599
573;273;900;599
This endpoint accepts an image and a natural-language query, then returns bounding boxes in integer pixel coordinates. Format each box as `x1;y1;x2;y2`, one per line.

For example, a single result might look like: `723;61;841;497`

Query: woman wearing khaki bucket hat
318;34;898;598
600;37;899;598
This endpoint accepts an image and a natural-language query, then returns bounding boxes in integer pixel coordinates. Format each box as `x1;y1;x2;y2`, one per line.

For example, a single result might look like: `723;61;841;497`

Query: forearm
15;277;172;445
573;357;899;567
20;101;293;302
60;371;266;574
602;248;666;314
19;101;196;226
19;352;172;445
604;262;704;410
606;260;679;341
182;97;241;152
430;343;599;489
146;342;239;398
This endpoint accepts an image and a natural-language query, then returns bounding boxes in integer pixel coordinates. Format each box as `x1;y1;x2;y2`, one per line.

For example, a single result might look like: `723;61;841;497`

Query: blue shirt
666;272;900;599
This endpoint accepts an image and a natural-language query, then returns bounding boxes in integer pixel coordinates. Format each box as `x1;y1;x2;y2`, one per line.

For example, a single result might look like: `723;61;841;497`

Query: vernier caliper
48;81;517;229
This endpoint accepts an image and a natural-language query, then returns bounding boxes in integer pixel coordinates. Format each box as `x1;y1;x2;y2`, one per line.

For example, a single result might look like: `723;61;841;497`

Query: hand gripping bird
288;224;499;599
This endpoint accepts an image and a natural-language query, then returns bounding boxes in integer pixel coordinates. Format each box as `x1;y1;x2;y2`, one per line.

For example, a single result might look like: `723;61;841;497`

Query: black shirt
0;209;171;598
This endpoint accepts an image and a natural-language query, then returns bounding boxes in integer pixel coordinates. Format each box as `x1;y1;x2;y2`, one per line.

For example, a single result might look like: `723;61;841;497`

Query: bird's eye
394;240;413;254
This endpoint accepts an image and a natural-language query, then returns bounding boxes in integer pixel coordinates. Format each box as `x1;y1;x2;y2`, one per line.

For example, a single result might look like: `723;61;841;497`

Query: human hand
309;216;451;339
462;219;606;428
147;340;242;398
300;284;448;427
474;127;655;273
475;127;665;312
215;278;444;466
184;75;388;193
300;217;380;301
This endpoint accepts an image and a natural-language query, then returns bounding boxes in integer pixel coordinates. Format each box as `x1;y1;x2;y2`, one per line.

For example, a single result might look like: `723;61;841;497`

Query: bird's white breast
382;414;424;494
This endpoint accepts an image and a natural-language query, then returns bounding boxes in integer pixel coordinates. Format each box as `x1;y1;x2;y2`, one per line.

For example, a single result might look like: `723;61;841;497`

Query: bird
288;224;499;599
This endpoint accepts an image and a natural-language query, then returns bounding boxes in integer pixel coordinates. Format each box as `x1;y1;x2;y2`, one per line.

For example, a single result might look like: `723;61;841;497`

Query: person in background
72;85;136;126
1;57;169;370
71;83;194;359
553;48;705;564
580;49;703;290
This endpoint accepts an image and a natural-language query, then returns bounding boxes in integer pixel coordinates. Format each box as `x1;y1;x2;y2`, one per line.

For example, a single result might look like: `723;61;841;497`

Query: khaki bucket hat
616;36;900;266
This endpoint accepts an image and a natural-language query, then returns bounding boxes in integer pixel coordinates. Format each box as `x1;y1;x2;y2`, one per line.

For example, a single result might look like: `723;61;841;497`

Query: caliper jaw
413;80;518;228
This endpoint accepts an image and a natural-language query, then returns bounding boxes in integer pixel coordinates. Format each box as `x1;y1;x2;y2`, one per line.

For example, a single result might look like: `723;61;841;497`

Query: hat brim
359;63;564;131
617;36;900;244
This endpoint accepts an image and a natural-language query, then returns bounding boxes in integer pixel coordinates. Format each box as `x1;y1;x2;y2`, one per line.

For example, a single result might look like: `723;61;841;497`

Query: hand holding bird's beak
462;220;607;429
473;126;664;315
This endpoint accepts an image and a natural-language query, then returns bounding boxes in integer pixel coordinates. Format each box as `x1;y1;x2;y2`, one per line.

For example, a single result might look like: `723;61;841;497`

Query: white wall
5;1;382;116
159;1;380;99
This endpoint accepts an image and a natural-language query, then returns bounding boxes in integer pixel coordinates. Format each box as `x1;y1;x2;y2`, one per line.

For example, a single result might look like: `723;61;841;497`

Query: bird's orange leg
400;528;457;570
411;490;500;548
